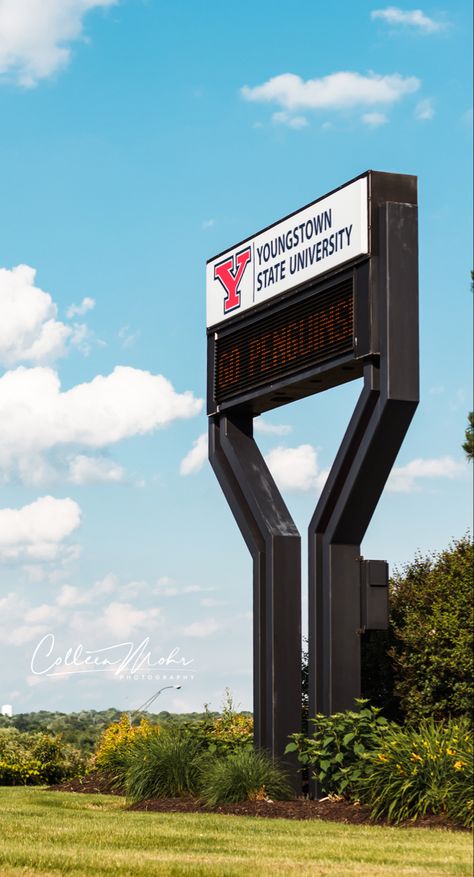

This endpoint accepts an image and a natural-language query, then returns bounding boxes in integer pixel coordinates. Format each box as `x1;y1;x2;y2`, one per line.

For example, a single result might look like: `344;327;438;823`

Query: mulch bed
48;773;123;796
127;795;463;830
48;774;466;830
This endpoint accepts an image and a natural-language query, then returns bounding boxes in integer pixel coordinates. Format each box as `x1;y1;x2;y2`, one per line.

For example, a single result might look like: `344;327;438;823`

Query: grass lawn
0;788;471;877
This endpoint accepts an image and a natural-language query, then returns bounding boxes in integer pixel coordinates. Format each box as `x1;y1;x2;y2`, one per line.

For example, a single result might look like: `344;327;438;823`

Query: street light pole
129;684;182;725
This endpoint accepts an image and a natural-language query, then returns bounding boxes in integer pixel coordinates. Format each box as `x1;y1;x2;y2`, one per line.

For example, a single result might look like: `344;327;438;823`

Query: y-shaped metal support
209;413;301;773
308;202;419;718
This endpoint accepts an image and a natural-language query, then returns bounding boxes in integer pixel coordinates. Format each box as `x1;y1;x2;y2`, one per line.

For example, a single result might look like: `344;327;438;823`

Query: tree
462;411;474;460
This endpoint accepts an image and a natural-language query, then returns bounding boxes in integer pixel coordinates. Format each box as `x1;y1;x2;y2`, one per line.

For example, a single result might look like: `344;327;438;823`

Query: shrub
389;537;473;722
199;748;292;806
125;727;204;802
181;691;253;756
285;699;389;796
355;717;473;827
0;728;84;786
360;537;474;722
93;715;157;789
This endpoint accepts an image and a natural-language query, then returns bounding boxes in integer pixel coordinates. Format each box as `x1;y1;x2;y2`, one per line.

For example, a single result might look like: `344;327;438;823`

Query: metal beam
209;413;302;777
308;201;419;719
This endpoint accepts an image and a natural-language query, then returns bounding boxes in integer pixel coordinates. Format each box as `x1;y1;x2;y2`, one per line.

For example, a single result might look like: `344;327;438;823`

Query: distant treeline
0;708;238;754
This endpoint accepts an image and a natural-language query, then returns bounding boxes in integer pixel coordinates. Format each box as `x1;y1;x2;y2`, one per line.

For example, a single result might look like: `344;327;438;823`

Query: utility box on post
360;559;389;630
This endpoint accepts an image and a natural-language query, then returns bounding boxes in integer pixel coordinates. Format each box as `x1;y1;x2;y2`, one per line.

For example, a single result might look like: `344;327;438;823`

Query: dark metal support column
209;413;302;775
308;201;419;720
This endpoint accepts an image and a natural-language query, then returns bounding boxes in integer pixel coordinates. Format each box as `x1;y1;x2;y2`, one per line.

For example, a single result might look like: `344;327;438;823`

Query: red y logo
214;247;251;315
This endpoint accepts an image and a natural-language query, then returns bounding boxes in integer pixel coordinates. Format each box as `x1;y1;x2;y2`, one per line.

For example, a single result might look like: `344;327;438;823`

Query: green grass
0;788;471;877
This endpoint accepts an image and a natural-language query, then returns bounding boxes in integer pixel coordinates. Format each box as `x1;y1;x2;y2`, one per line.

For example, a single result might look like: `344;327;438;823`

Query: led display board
215;277;354;405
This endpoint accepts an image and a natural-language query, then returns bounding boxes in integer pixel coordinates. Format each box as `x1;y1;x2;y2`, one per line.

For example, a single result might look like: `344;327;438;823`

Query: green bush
93;716;158;789
355;717;473;827
285;699;389;796
361;537;473;722
0;728;84;786
125;727;204;802
389;537;473;722
199;748;292;806
181;691;253;757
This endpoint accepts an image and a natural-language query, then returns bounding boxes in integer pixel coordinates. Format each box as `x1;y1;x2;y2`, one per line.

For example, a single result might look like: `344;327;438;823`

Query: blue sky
0;0;472;717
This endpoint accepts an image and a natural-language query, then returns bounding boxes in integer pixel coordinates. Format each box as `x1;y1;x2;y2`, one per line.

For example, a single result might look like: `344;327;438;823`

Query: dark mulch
48;772;123;796
48;775;467;831
128;796;465;830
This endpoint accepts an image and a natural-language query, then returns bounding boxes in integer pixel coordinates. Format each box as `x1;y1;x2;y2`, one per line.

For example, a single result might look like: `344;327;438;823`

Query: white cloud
362;112;388;127
56;584;89;607
414;97;434;120
264;444;328;492
66;297;95;318
201;219;215;230
56;573;116;607
387;456;466;492
68;454;125;484
0;496;81;561
0;265;72;367
272;111;309;129
371;7;446;33
241;71;420;112
101;601;160;639
0;0;117;87
180;433;208;475
0;365;202;483
254;418;292;436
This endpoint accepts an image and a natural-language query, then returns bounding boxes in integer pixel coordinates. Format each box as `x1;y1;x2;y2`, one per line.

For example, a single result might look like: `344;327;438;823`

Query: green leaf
343;732;355;746
284;742;297;753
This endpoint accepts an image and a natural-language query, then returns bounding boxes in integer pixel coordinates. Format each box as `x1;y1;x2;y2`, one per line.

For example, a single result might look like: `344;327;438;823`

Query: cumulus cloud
180;433;208;475
0;365;202;483
371;7;446;33
264;444;329;493
0;496;81;561
68;454;125;484
387;456;466;492
0;0;117;87
241;71;420;113
101;601;161;639
66;297;95;318
414;97;435;120
254;418;292;436
362;112;388;127
0;265;72;367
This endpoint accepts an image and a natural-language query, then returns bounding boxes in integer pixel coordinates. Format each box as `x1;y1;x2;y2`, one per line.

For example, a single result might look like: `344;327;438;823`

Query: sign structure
206;176;368;327
207;171;419;787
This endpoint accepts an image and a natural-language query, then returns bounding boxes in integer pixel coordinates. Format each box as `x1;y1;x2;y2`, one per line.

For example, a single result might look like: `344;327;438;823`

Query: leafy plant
285;699;389;796
389;537;473;722
93;715;157;789
199;748;292;806
180;691;253;757
125;727;204;801
355;717;473;827
0;728;84;786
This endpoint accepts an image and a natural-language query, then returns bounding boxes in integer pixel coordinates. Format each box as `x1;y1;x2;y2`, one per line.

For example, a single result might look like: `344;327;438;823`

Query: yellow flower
446;748;456;756
454;760;466;771
377;753;389;762
410;753;422;762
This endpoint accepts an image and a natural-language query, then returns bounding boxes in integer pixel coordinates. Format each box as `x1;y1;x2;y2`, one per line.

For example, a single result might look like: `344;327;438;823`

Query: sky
0;0;472;718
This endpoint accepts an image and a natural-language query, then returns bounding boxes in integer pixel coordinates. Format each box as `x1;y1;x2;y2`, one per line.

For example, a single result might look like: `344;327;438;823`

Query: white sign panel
206;176;368;328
